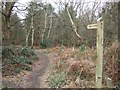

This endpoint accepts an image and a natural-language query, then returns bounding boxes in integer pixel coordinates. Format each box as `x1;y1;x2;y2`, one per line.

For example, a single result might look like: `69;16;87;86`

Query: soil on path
2;50;53;88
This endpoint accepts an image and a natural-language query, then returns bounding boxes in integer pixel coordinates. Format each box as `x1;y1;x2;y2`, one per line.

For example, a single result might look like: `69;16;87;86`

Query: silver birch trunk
47;15;52;38
31;2;34;48
42;10;47;43
25;29;31;46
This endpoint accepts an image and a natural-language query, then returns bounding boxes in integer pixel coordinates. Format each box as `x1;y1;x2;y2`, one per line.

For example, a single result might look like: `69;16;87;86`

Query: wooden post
87;17;104;88
96;17;104;88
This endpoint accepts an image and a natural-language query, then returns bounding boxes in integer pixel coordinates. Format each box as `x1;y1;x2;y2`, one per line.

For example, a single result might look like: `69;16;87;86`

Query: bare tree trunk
31;12;34;47
41;9;47;43
31;2;35;48
2;2;16;45
4;16;11;45
25;29;31;46
66;7;82;39
47;15;52;38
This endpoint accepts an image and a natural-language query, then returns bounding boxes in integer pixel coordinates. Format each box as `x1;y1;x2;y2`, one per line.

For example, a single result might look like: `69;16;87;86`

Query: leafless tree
1;1;17;45
31;1;35;48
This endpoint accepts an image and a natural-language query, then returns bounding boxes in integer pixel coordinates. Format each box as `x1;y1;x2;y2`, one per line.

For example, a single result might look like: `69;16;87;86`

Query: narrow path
26;50;50;88
2;50;51;88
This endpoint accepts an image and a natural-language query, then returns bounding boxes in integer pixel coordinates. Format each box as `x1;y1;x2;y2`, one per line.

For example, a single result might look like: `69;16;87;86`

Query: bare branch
10;11;39;28
14;6;28;11
0;11;6;17
66;5;82;39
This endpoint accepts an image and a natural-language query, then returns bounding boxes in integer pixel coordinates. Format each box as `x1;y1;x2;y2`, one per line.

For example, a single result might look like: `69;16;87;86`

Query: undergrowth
48;71;67;88
48;41;118;88
2;46;38;76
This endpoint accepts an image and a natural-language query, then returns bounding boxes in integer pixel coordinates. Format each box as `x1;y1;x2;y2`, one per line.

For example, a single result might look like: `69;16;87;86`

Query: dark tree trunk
2;2;16;46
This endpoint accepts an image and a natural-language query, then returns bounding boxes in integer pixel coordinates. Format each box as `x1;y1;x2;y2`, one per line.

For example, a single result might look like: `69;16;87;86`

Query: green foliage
48;71;67;88
2;46;15;59
40;42;47;49
11;56;32;65
79;44;86;52
21;47;35;56
40;38;53;49
2;46;37;76
15;68;22;73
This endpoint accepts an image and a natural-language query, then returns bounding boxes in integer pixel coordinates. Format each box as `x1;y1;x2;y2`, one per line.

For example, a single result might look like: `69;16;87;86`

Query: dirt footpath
2;50;53;88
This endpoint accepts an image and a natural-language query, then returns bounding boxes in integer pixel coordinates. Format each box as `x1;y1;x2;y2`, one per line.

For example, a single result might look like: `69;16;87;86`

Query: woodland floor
2;49;54;88
2;42;119;88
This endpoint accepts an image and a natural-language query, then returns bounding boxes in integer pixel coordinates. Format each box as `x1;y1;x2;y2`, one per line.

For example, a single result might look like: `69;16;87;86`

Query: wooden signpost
87;17;104;88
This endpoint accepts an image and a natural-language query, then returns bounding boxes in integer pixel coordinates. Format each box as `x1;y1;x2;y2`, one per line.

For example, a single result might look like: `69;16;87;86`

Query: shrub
11;56;32;65
40;38;53;49
2;46;37;76
21;47;35;57
2;46;15;59
79;44;86;52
